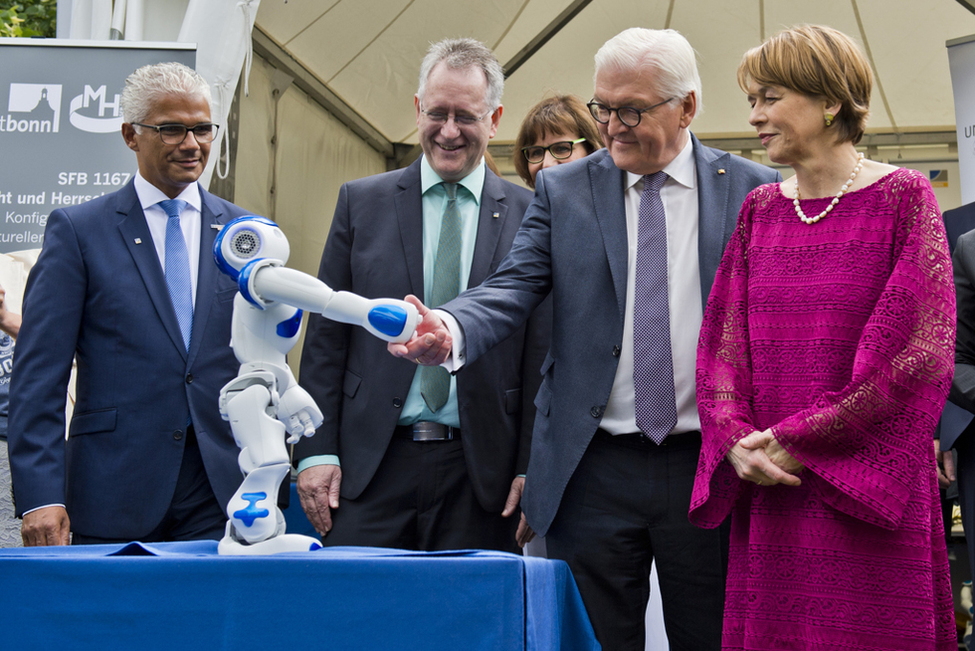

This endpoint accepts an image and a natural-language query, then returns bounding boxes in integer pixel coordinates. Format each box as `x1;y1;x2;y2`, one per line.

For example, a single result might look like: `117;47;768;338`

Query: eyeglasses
521;138;587;164
586;98;674;127
420;108;492;127
132;122;219;145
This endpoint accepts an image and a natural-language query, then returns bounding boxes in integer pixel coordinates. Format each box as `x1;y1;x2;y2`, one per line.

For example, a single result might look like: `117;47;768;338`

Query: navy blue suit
8;180;247;540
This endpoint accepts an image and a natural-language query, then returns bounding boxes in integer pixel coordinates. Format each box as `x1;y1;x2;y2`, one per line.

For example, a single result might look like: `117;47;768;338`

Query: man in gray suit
294;38;547;553
395;28;780;651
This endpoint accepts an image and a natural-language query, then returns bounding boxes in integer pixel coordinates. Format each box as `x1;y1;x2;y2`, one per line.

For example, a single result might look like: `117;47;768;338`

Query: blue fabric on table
0;540;599;651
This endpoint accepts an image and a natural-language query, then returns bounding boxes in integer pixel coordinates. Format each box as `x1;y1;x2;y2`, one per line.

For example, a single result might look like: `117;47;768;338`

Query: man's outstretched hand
387;295;453;365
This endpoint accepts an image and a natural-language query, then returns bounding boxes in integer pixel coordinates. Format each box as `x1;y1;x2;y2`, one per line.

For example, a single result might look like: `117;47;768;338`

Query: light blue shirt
297;156;485;473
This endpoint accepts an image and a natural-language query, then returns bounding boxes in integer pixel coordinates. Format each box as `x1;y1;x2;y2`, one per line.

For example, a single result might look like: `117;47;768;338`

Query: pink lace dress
690;168;956;650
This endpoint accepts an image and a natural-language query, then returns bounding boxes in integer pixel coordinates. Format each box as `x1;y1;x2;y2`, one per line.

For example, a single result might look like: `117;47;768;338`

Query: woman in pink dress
690;25;956;650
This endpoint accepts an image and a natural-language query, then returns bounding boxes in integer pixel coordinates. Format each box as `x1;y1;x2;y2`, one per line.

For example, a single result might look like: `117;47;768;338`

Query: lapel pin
492;212;499;219
134;238;142;244
211;224;223;231
717;168;726;175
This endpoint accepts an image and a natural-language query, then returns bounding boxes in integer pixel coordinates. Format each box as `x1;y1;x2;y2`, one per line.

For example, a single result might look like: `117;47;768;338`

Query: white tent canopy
254;0;975;149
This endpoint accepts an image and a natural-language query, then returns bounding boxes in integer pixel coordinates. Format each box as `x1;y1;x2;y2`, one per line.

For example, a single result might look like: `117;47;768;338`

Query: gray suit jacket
443;136;781;535
295;159;549;512
8;180;247;539
949;230;975;447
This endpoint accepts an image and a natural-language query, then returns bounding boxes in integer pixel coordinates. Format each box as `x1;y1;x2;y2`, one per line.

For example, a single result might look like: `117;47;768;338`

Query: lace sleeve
690;191;763;528
771;173;955;529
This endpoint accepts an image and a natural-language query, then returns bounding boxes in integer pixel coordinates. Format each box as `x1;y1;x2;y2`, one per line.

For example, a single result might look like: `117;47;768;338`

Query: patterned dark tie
420;183;461;412
159;199;193;352
633;172;677;444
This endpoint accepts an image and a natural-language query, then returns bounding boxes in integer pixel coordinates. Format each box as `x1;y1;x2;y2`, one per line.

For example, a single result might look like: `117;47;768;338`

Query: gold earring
825;113;834;127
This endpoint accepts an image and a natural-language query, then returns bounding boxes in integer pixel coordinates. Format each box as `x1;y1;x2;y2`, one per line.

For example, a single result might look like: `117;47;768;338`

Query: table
0;541;599;651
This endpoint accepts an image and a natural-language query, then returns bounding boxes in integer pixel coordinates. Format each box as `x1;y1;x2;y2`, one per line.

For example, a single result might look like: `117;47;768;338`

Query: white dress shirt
135;172;203;305
442;136;704;437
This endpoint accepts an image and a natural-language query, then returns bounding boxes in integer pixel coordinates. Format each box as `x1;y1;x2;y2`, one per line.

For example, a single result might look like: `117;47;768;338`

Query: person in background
0;281;22;548
690;25;955;650
513;94;602;188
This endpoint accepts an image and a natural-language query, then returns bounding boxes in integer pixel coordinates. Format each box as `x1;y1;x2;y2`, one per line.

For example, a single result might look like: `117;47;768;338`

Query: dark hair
513;94;602;187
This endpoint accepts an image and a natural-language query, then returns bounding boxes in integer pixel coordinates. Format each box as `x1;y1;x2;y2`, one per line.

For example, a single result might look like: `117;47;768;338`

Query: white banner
948;34;975;206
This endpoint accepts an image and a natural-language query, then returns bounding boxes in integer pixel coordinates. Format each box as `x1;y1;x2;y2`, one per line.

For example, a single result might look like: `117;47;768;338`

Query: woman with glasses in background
513;94;601;188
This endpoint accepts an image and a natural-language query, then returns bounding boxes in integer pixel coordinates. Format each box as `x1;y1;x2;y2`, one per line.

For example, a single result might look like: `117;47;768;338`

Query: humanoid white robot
213;215;419;555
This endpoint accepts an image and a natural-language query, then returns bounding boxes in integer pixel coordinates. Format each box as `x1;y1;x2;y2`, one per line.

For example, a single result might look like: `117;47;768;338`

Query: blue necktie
420;183;461;412
159;199;194;352
633;172;677;444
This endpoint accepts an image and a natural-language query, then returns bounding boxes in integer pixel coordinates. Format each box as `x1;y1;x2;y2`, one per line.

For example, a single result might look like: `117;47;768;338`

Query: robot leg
218;384;321;555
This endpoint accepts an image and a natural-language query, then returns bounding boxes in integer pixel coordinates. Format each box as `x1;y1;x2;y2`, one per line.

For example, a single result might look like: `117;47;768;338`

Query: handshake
386;294;455;366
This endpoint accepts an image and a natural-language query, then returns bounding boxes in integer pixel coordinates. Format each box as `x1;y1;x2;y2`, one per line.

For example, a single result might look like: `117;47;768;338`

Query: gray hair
417;38;504;112
120;61;212;125
594;28;703;113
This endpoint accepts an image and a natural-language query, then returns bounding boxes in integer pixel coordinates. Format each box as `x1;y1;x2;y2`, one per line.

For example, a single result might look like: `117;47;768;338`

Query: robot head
214;216;290;280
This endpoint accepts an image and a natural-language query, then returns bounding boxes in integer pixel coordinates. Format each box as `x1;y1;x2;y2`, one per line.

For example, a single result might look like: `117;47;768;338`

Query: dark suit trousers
321;434;519;553
71;427;226;544
956;435;975;578
546;430;728;651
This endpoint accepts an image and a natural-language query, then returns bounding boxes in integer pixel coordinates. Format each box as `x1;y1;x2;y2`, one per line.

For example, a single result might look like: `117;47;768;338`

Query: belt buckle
412;422;452;441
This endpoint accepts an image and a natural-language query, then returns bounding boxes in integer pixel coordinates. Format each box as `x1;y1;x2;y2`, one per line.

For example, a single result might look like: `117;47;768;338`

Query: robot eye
230;229;260;259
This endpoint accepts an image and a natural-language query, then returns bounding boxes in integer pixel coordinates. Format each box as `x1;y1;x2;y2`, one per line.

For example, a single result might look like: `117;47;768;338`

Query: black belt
595;428;701;448
395;422;460;441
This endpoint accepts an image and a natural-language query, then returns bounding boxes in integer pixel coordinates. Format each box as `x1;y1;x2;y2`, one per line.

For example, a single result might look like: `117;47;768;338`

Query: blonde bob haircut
738;24;872;145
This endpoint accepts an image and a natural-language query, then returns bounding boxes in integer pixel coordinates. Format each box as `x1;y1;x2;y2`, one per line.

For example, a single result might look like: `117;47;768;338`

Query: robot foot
217;521;323;556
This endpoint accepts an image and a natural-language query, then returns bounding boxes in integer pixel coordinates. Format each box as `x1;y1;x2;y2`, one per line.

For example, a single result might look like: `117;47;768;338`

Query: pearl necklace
793;152;864;225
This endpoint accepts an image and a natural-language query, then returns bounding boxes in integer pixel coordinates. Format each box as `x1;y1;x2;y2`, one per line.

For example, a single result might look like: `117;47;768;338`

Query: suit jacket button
392;398;402;408
173;430;183;441
185;373;194;384
612;345;621;357
590;406;603;418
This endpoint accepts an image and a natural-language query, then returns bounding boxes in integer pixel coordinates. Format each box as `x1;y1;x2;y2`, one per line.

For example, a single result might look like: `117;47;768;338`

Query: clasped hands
726;429;804;487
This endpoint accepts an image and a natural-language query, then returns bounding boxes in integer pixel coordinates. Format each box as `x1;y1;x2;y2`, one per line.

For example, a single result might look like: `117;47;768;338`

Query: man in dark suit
8;62;248;546
947;227;975;586
395;28;781;651
294;38;547;553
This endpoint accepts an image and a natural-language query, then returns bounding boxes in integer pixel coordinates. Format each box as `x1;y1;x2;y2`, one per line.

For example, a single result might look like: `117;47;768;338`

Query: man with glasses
393;28;780;650
293;38;548;553
8;62;249;545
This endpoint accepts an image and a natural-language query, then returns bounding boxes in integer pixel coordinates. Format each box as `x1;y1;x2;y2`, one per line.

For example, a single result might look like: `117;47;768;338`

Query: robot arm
215;216;419;343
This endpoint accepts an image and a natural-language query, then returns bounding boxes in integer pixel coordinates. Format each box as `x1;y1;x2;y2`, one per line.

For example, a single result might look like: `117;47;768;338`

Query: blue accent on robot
213;215;280;281
367;305;409;338
237;259;267;309
234;492;270;527
277;309;303;338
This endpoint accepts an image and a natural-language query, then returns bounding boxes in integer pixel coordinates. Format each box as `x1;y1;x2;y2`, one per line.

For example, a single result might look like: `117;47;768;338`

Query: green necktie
420;183;461;412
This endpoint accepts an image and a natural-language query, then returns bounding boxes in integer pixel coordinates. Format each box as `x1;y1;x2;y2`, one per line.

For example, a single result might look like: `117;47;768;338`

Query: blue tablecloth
0;541;599;651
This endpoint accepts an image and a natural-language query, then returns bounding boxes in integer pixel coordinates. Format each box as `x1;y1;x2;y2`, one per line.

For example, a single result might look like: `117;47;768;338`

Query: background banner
949;34;975;207
0;39;194;253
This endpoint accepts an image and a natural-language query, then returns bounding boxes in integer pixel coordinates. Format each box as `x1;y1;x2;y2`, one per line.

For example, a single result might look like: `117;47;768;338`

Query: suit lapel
187;189;228;364
468;171;508;288
116;182;188;359
394;161;425;300
589;152;629;321
692;134;733;310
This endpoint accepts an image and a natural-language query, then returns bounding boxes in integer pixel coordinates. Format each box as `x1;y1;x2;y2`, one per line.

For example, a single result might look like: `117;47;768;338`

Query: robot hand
277;385;324;444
